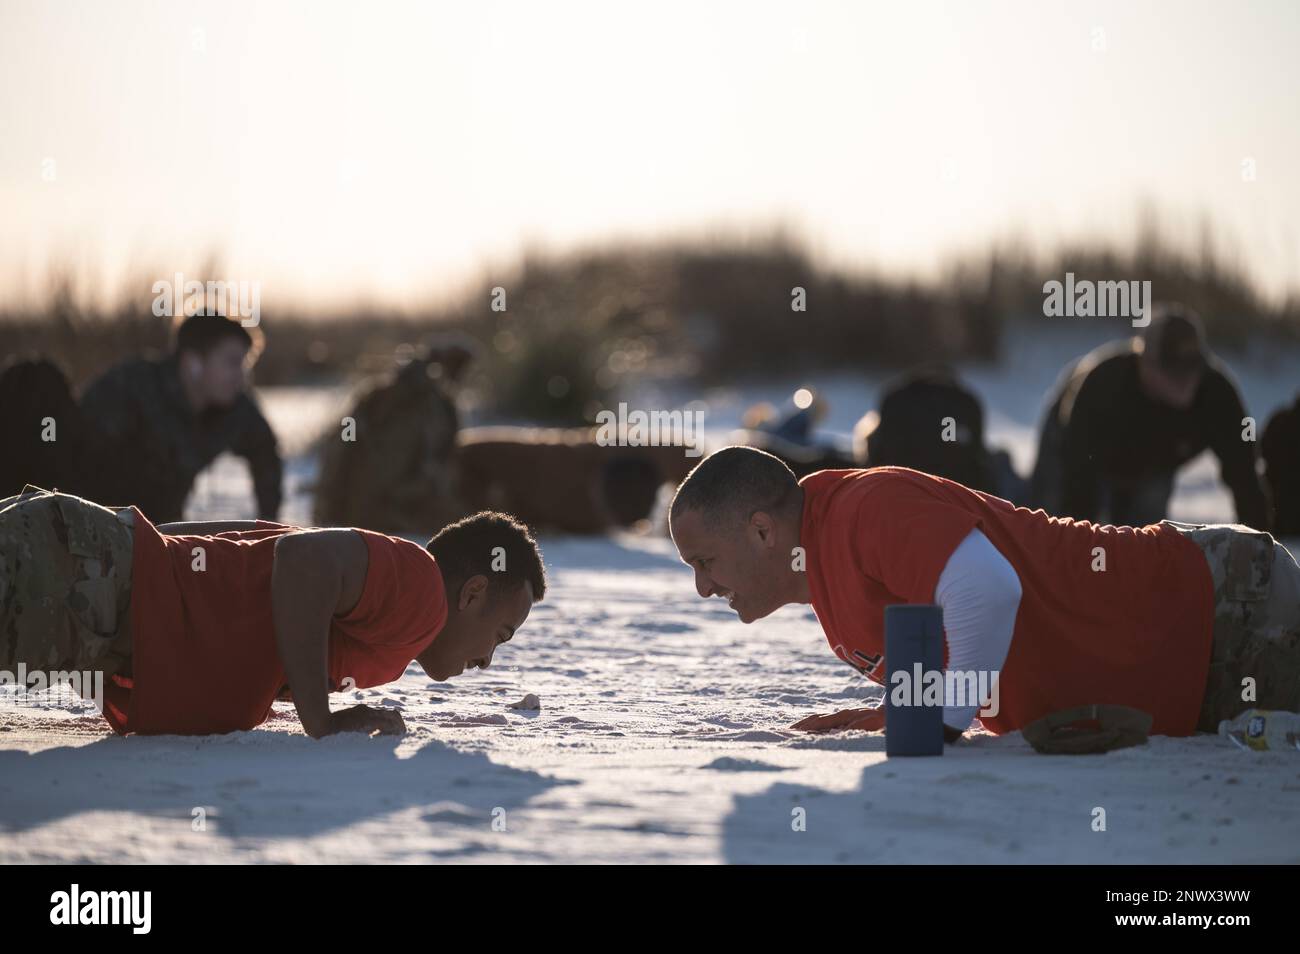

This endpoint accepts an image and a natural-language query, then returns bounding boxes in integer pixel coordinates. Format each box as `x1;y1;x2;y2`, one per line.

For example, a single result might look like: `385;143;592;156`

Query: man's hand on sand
790;706;885;733
315;704;406;738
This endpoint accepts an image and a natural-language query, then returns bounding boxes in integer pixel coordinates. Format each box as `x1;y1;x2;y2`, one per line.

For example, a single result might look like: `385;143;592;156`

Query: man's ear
750;510;777;548
457;574;489;611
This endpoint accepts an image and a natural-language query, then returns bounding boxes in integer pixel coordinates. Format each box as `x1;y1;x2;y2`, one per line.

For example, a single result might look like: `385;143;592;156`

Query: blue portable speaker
884;604;945;757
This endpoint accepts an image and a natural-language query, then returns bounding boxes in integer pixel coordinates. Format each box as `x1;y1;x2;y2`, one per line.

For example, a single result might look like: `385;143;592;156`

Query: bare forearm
271;541;340;737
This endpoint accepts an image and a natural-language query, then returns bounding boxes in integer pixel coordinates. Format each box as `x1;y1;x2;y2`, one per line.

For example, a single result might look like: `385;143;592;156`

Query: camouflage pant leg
0;489;134;686
0;487;57;512
1161;521;1300;730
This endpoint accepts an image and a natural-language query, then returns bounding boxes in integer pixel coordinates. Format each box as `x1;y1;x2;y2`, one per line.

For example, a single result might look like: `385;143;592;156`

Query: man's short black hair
1143;303;1207;380
174;312;255;357
426;511;547;602
669;445;800;532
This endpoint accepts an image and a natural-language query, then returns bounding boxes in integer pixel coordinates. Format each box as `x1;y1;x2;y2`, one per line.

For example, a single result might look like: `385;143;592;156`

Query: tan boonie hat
1021;704;1153;754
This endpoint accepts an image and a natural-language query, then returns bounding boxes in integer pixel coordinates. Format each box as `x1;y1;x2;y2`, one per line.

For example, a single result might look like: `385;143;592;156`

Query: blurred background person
0;311;282;524
1262;392;1300;536
76;311;282;524
0;354;87;498
852;365;1025;502
313;335;474;534
1029;305;1270;530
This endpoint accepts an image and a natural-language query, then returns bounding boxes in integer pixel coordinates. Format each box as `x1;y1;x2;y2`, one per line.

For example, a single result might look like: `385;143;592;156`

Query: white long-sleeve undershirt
933;527;1022;731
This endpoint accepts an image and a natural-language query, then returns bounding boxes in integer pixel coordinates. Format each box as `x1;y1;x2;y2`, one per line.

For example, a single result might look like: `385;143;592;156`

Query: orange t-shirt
102;510;448;735
799;468;1215;736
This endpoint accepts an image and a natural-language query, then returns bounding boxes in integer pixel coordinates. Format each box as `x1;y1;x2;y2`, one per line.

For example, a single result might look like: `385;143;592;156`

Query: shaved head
669;445;800;535
669;446;807;623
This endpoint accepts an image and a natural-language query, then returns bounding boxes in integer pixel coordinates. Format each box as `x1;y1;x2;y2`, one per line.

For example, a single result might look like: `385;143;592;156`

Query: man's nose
694;569;715;599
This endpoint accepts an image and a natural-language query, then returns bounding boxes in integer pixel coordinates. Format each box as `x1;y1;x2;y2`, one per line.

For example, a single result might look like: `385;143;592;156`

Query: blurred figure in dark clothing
1262;393;1300;536
853;366;1023;500
313;336;474;534
0;315;281;523
78;312;282;523
1030;305;1270;530
0;356;87;498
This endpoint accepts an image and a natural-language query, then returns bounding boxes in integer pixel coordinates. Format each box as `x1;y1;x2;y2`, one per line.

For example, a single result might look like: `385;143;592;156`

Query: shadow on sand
0;729;564;850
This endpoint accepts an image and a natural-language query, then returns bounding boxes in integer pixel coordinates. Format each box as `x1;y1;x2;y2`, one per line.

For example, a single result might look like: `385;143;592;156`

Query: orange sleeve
335;530;447;649
851;477;981;603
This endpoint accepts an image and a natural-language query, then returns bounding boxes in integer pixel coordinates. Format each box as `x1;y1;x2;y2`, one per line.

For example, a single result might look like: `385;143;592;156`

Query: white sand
3;530;1299;863
3;327;1299;863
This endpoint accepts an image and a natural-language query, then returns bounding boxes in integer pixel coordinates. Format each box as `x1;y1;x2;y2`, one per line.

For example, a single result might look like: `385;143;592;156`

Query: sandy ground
4;529;1300;863
3;327;1300;863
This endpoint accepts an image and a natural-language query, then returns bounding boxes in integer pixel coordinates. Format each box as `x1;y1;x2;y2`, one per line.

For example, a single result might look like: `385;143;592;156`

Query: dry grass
3;225;1296;423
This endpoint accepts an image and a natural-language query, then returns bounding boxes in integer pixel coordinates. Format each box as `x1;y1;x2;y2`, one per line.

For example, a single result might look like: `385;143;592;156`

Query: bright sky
2;0;1298;311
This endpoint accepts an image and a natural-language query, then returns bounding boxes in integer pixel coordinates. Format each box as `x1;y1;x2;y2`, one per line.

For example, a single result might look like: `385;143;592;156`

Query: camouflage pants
0;487;134;688
1161;520;1300;731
